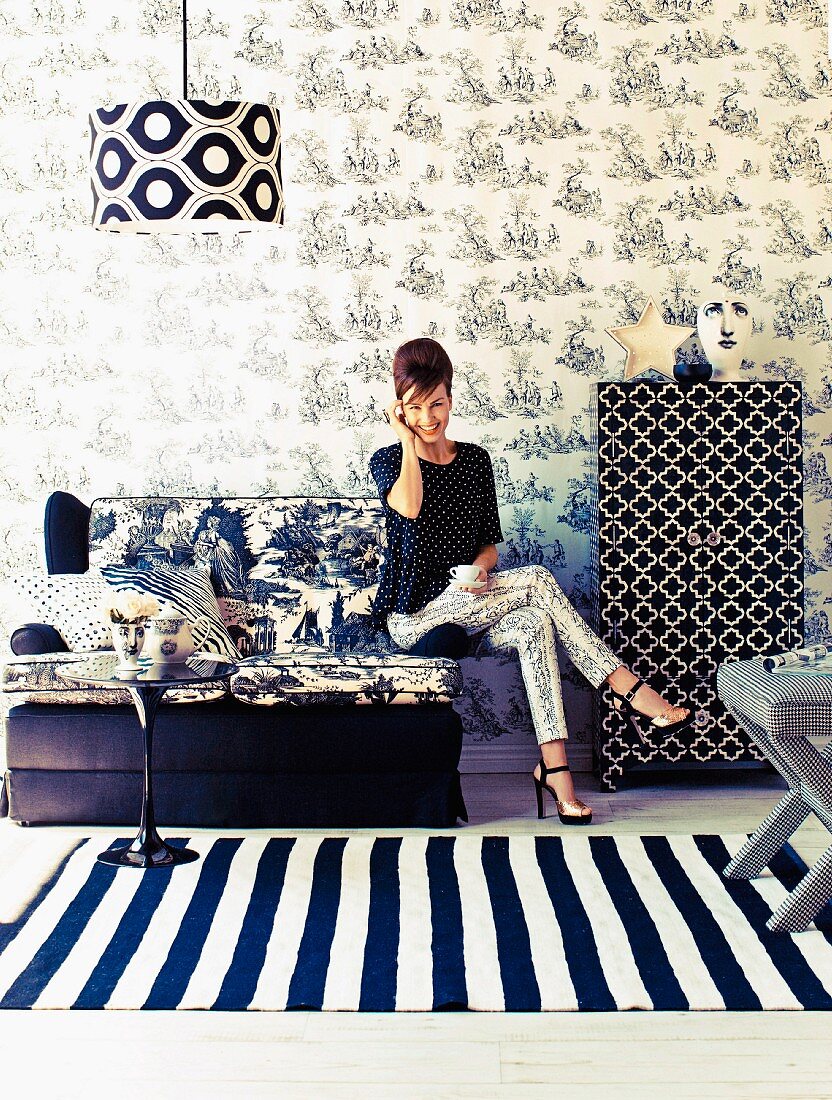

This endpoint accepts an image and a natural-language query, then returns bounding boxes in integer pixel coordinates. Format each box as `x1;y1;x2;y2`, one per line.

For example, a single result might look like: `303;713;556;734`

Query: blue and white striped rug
1;834;830;1011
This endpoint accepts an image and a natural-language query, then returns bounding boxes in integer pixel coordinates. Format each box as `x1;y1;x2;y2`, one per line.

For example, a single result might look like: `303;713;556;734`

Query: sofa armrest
44;491;90;574
10;623;69;656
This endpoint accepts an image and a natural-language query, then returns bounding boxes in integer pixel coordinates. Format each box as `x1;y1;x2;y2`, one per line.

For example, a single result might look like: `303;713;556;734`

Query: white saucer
450;578;486;589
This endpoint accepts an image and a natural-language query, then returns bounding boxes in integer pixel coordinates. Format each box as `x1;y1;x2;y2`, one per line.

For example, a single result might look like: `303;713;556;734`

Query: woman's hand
457;547;497;594
384;399;416;446
456;566;489;595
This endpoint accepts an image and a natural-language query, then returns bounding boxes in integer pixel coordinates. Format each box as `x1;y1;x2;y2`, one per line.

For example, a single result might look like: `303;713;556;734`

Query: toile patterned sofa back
87;497;387;657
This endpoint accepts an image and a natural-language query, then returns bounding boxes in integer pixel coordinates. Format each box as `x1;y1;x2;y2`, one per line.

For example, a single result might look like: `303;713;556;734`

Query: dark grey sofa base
4;770;464;828
3;700;467;828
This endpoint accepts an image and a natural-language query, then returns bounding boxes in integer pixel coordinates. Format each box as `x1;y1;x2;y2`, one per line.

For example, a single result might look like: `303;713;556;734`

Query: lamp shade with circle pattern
89;100;283;232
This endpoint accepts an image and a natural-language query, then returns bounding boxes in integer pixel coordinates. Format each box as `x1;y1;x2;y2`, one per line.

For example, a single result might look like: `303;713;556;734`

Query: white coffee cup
449;564;482;585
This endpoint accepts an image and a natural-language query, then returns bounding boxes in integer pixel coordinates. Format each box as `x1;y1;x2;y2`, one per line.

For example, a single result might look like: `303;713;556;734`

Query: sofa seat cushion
717;657;832;739
229;648;463;706
1;653;228;705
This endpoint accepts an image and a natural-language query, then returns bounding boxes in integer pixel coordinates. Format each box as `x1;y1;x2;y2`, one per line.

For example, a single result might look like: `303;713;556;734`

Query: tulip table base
98;838;200;868
96;683;200;868
58;654;238;869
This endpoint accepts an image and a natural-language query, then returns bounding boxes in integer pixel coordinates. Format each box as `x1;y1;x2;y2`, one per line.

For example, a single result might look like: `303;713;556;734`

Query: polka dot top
369;441;504;628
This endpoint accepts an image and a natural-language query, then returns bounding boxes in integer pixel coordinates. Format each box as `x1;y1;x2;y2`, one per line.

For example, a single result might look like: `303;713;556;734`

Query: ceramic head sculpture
695;285;753;381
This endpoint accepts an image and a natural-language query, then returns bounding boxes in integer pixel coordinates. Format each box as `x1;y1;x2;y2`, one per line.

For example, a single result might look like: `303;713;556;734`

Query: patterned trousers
387;565;622;744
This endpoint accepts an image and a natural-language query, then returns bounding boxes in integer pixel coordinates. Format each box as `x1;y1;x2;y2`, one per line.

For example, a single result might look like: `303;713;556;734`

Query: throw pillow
9;570;114;652
101;564;240;660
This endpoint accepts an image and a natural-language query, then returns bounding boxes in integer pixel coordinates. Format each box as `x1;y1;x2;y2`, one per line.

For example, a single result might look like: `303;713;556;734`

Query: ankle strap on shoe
539;760;570;778
623;677;645;703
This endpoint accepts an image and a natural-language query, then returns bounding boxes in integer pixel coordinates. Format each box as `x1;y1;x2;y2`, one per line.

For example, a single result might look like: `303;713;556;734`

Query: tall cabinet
589;380;803;792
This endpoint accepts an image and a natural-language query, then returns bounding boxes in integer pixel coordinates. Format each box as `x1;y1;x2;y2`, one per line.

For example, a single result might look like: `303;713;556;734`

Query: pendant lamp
89;1;283;232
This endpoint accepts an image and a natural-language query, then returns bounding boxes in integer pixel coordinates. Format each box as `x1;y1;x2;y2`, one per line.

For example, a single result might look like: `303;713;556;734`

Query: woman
194;516;247;600
370;338;692;825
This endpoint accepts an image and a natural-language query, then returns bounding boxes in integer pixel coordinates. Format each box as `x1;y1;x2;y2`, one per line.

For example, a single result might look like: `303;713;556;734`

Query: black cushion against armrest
44;491;90;574
10;623;69;656
407;623;470;659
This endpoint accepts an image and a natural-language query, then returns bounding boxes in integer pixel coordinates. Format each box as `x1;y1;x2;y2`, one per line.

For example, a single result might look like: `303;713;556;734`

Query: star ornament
606;297;696;380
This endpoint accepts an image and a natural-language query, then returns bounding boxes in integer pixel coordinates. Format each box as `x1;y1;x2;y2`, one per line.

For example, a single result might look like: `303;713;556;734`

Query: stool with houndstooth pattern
717;657;832;933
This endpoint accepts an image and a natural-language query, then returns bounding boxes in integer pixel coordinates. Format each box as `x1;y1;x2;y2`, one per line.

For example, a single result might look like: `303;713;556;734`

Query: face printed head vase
695;286;753;381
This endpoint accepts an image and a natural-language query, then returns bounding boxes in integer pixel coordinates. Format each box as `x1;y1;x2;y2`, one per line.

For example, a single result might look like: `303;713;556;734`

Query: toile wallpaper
2;0;832;764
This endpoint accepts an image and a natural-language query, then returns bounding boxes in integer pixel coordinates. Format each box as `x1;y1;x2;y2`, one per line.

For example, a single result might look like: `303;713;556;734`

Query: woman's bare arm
384;399;423;519
472;544;499;576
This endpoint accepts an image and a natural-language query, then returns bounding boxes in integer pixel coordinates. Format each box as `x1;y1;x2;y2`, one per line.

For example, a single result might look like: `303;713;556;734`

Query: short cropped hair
392;338;453;401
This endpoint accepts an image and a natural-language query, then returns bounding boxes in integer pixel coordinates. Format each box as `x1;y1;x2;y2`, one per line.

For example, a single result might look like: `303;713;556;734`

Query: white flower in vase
101;590;161;625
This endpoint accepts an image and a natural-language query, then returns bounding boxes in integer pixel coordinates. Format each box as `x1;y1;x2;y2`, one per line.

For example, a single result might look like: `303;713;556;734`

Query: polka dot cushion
10;570;114;652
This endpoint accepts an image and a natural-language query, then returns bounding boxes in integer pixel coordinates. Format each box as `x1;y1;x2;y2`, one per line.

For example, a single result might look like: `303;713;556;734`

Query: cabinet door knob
687;530;702;547
706;529;721;546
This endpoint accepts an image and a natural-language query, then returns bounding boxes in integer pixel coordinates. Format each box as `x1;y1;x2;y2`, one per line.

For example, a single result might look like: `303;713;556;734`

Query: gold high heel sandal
610;677;693;744
533;761;592;825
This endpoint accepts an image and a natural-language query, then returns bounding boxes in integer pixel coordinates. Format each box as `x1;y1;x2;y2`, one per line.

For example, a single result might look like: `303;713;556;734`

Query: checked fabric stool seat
717;656;832;933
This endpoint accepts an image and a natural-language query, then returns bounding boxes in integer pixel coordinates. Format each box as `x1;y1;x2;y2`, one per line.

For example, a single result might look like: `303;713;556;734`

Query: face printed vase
695;286;753;381
111;622;146;670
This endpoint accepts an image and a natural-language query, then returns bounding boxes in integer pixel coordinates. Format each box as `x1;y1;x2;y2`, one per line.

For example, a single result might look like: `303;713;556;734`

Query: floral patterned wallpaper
2;0;832;765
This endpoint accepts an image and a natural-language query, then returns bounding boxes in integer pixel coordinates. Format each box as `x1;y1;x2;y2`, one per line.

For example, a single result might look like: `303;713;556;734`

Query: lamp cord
182;0;188;99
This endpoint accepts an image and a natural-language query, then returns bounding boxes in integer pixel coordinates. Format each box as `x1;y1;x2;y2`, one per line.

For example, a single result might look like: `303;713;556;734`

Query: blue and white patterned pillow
101;564;240;661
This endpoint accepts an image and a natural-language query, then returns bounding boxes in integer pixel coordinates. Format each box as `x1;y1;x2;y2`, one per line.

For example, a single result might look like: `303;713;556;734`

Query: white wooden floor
0;771;830;1100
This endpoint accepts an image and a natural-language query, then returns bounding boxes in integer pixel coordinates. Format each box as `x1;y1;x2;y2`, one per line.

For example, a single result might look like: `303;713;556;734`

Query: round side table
60;653;238;869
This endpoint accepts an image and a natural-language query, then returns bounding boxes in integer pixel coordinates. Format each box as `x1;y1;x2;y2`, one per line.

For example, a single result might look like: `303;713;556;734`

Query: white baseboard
460;739;593;774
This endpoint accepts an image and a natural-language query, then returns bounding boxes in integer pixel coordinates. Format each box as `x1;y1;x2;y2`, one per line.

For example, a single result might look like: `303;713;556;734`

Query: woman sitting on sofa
369;337;692;825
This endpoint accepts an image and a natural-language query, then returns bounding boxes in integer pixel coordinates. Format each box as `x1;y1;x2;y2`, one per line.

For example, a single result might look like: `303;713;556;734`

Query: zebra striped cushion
101;564;240;661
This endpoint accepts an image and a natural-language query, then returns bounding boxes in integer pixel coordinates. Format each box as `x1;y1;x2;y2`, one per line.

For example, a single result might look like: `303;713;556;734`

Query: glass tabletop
59;653;238;687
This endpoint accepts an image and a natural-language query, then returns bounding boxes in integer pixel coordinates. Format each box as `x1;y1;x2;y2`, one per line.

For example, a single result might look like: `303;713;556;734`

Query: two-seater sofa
1;491;469;828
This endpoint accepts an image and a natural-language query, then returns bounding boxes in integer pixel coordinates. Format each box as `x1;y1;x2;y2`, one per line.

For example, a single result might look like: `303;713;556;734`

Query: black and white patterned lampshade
89;100;283;232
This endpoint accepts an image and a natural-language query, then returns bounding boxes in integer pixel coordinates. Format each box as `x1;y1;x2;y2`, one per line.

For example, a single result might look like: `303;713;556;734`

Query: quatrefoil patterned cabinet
589;380;803;792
